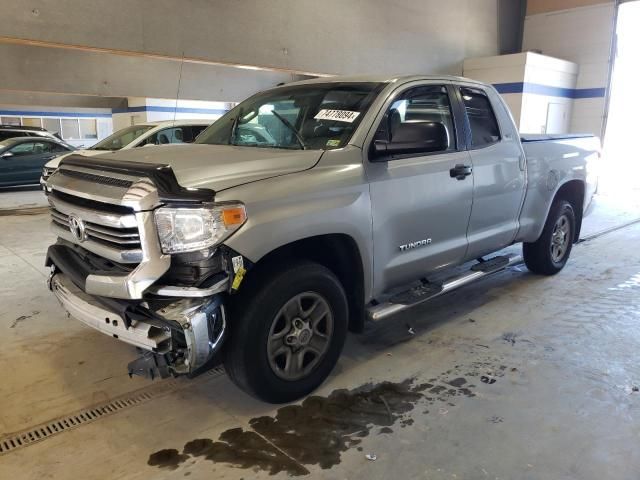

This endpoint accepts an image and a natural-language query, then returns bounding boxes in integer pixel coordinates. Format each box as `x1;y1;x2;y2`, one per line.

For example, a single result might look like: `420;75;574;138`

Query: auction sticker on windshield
314;109;360;123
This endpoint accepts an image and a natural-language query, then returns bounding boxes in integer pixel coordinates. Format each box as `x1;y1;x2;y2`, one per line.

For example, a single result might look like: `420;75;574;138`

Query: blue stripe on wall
571;87;607;99
112;106;228;115
0;109;112;118
493;82;606;99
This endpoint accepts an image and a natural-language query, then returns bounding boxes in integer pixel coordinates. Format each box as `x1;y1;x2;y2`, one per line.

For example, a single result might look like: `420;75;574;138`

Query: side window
0;131;25;141
51;143;69;153
33;142;51;154
148;127;188;145
156;129;172;144
9;142;36;156
460;87;500;148
140;132;157;146
374;85;455;153
190;125;207;141
173;126;192;143
169;127;185;143
178;126;208;143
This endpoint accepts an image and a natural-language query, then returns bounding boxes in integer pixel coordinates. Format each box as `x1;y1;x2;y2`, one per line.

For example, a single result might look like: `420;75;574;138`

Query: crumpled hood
63;144;323;191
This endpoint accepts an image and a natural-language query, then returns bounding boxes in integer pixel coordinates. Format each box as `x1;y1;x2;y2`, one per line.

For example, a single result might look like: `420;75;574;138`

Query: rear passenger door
457;85;526;260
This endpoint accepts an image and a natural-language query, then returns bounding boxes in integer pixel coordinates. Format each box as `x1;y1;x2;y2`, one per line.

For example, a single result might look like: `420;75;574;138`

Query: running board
367;254;523;322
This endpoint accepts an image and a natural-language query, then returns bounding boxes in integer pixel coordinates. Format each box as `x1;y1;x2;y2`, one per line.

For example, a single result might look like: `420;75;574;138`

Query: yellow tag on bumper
231;267;246;291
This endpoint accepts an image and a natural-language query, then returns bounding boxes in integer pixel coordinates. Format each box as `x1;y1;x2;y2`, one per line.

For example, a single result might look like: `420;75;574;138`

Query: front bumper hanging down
48;266;228;379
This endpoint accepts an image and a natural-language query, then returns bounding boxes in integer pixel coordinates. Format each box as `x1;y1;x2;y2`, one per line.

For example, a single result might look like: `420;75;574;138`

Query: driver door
365;83;474;294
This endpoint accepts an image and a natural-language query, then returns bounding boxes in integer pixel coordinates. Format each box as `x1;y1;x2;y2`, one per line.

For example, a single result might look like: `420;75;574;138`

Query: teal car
0;137;74;187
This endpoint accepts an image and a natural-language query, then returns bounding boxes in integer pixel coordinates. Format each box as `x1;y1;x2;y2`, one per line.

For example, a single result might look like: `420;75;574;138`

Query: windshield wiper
271;110;306;150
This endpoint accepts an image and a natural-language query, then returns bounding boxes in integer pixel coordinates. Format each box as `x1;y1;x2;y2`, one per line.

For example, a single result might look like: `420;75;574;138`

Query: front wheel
223;261;348;403
523;199;576;275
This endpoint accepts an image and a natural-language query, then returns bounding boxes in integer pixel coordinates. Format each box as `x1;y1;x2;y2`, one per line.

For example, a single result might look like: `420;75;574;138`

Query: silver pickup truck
44;75;599;403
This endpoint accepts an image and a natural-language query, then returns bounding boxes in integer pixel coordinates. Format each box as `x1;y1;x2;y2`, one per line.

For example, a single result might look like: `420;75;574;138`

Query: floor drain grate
0;365;226;456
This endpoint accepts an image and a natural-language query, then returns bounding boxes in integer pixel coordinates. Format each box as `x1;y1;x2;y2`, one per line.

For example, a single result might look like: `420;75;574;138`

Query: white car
41;119;212;182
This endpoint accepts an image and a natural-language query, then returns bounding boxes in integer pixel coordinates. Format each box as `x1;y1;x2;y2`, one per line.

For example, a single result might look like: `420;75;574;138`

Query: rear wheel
224;261;348;403
523;200;576;275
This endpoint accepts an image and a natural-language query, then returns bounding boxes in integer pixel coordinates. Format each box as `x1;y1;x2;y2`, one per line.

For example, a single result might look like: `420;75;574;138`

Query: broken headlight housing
154;203;247;254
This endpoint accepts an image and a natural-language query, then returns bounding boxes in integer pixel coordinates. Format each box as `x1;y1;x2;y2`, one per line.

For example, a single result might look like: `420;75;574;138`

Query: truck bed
520;133;595;143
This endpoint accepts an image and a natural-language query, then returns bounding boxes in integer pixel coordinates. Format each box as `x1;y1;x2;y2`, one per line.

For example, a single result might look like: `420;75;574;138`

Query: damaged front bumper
49;269;228;380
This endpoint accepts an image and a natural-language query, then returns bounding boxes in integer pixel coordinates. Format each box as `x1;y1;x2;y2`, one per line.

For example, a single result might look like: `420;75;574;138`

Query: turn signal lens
222;206;247;227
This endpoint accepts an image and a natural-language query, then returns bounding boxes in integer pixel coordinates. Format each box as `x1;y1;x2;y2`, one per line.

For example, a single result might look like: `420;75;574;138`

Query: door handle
449;164;473;180
518;154;526;171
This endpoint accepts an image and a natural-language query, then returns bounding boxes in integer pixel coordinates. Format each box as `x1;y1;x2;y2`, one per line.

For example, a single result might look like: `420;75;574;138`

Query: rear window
460;87;500;148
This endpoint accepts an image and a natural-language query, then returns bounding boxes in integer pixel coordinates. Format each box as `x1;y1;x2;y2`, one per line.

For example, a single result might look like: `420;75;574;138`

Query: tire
523;199;576;275
223;261;348;403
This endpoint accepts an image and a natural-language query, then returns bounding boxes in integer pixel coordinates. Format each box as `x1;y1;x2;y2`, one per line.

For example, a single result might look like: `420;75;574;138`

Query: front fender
214;148;374;300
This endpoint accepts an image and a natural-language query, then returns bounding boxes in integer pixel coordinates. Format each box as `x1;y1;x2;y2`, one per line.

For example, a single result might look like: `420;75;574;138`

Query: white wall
464;53;527;127
464;52;578;134
522;53;578;134
0;104;113;147
523;3;615;136
112;98;228;131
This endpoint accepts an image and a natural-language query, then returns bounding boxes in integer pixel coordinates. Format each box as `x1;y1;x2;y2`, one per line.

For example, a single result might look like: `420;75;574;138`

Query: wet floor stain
148;449;189;470
181;430;309;476
249;380;426;469
147;367;500;476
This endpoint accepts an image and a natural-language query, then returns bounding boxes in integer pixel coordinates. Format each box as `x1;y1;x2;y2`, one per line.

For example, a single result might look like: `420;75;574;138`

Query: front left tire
223;261;348;403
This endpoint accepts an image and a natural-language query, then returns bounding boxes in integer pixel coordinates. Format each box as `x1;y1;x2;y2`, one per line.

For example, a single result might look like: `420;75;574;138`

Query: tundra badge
399;239;432;251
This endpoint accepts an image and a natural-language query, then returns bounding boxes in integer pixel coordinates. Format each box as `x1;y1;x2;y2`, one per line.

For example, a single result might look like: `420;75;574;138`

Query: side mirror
372;122;449;160
1;152;14;159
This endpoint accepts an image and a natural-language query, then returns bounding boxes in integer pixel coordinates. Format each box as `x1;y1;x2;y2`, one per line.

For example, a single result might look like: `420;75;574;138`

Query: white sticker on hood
314;109;361;123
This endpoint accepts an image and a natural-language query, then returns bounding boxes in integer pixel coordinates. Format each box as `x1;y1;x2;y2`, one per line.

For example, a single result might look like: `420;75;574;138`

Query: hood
65;144;324;191
46;149;104;168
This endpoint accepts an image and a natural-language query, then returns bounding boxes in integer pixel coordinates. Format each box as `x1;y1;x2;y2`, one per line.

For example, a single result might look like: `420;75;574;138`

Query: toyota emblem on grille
68;214;87;242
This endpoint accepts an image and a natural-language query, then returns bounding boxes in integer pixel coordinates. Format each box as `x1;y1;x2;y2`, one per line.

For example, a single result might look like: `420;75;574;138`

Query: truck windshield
91;125;154;151
196;82;384;150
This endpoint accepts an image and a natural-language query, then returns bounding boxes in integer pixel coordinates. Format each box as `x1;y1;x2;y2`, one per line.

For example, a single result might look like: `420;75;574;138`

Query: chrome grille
50;208;141;249
45;164;170;299
48;192;143;264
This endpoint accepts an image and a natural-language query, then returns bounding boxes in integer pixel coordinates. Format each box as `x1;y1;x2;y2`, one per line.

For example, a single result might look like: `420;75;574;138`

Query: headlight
154;203;247;254
42;166;57;181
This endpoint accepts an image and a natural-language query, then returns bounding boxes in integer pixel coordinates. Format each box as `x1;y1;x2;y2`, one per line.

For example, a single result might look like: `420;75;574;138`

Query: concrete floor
0;187;48;211
1;191;640;479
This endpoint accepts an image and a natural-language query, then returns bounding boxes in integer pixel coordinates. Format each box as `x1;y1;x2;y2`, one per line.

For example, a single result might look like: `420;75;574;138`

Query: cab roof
286;74;488;87
0;136;64;144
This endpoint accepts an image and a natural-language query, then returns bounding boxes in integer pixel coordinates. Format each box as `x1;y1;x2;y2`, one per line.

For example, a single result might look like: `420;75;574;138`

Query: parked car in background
0;124;60;142
40;120;212;182
0;137;74;187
